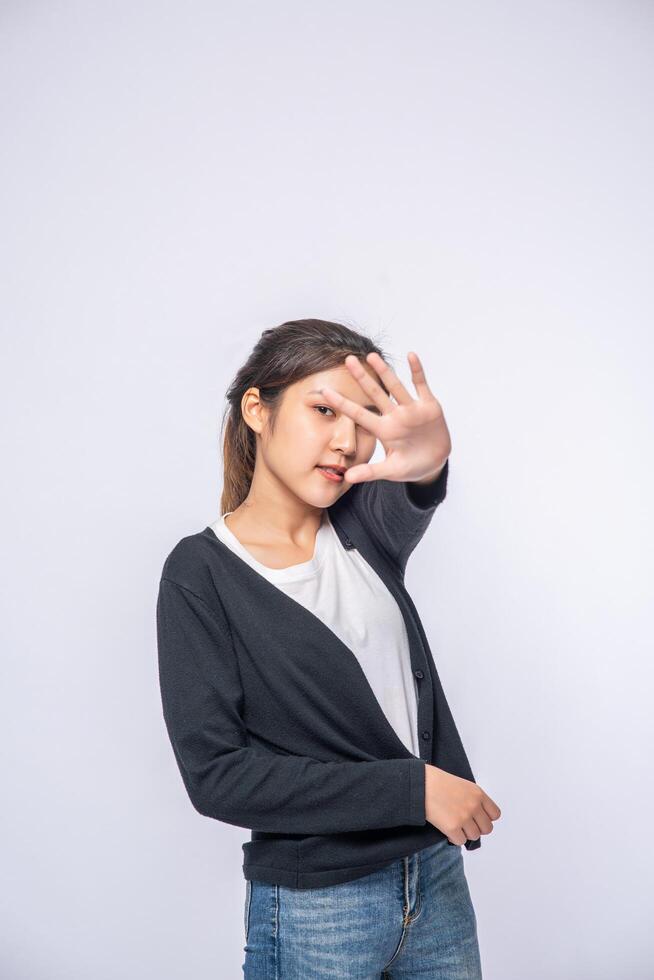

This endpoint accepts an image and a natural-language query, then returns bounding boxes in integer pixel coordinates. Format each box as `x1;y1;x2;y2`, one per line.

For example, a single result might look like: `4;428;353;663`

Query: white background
1;2;652;978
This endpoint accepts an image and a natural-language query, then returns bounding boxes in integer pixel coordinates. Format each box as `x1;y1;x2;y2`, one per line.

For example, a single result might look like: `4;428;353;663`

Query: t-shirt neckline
215;509;331;581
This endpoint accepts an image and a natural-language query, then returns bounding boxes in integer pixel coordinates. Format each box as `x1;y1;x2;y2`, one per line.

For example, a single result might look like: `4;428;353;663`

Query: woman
156;318;501;978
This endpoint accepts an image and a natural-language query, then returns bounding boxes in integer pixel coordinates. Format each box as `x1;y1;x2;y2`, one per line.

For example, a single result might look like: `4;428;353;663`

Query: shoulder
161;528;208;575
159;528;228;607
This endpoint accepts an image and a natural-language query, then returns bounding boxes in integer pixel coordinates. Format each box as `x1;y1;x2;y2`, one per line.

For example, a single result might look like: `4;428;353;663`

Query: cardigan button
343;537;355;549
421;730;431;740
414;670;424;679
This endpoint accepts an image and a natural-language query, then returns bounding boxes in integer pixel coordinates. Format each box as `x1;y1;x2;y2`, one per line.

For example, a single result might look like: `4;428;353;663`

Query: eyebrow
306;389;379;413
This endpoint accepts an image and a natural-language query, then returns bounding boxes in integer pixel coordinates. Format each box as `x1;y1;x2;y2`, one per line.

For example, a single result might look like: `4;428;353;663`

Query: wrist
412;459;448;486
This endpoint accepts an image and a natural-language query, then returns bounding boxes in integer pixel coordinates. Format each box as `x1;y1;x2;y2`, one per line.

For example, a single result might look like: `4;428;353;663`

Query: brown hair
219;318;393;515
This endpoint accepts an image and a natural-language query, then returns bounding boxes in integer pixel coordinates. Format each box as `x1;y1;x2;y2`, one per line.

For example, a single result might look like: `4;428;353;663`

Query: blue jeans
242;837;483;978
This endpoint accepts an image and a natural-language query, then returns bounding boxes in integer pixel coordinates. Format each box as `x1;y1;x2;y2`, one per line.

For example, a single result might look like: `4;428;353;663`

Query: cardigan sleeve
156;576;427;836
344;457;449;575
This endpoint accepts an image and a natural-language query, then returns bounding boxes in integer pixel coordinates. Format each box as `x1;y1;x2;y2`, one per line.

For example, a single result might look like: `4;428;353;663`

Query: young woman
156;318;501;978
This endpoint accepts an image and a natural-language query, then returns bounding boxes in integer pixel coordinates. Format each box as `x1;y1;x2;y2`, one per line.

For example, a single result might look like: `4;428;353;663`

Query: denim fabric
242;837;482;978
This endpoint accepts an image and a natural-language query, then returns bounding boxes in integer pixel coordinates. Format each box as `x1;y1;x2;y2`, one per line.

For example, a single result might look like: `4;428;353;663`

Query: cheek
275;419;324;463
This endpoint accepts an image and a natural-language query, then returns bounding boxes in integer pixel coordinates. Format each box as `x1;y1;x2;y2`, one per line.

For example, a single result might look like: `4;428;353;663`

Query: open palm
319;350;452;485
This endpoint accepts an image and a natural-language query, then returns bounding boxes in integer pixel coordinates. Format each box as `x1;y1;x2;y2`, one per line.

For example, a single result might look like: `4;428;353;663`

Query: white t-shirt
208;508;420;757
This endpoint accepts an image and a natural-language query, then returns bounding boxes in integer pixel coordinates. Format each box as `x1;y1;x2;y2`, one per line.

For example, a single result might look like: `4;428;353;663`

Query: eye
314;405;335;417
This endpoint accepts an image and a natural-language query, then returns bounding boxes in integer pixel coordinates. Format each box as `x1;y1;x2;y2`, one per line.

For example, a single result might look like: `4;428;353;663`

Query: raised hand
318;350;452;485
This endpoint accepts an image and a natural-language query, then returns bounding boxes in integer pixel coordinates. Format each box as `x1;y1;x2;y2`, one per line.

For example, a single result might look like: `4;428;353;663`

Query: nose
329;416;361;457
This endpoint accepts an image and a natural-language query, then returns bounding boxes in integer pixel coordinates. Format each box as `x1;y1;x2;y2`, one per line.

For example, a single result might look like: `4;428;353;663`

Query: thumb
344;460;394;485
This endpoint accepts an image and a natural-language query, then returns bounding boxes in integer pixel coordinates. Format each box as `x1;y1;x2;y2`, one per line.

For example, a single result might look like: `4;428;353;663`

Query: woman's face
254;360;384;507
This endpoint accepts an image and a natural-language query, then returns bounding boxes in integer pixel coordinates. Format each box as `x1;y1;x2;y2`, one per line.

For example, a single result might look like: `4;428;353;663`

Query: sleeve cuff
406;758;427;825
404;458;449;511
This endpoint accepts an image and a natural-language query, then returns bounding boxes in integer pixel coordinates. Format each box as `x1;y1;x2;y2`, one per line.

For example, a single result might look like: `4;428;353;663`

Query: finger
343;459;397;485
343;353;394;415
471;809;494;836
318;385;384;439
407;351;436;401
481;795;502;821
462;816;483;841
363;351;414;407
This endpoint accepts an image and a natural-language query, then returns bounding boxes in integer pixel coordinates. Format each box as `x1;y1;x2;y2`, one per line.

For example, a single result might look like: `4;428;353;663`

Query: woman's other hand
424;763;502;845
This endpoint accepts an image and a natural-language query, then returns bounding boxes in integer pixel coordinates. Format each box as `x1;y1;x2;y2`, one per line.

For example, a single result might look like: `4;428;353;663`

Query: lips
316;465;345;483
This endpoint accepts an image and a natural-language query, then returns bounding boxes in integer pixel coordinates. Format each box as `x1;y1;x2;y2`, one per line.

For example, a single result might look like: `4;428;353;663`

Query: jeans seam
274;884;280;980
381;855;411;973
403;856;410;922
244;879;253;943
382;921;409;974
407;852;422;924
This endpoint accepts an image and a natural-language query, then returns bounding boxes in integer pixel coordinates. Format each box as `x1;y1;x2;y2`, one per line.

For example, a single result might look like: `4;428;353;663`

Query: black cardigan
156;457;481;889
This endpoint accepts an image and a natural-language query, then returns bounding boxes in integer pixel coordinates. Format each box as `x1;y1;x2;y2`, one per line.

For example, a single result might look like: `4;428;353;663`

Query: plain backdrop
1;2;652;978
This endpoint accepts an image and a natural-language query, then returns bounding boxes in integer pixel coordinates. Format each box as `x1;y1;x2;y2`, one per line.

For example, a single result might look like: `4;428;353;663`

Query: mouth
315;464;346;483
